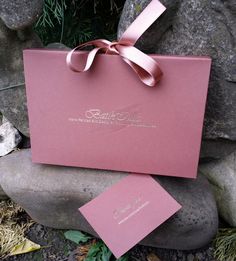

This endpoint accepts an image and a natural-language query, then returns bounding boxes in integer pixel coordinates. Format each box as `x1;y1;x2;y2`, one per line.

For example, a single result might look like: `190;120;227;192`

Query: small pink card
79;174;181;258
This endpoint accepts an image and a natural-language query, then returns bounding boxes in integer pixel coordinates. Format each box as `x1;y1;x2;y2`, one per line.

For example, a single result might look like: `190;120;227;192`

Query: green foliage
34;0;125;48
64;230;91;244
34;0;66;44
85;241;112;261
64;230;129;260
35;0;66;28
213;228;236;261
85;241;129;261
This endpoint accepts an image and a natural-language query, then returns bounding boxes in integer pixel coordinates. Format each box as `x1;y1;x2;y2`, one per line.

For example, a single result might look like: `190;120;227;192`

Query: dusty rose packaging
23;0;211;178
79;174;181;258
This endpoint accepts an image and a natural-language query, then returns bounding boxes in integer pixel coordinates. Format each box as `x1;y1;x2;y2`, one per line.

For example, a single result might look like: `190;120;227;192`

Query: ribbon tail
120;0;166;45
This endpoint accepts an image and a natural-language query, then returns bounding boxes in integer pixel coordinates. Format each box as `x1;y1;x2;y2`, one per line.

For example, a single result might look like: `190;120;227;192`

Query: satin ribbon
66;0;166;87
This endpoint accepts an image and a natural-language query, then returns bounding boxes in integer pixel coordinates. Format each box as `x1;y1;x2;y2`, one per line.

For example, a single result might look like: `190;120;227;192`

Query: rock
118;0;236;145
200;140;236;161
0;185;8;199
0;1;43;136
0;149;218;250
46;43;71;50
0;119;22;156
118;0;179;46
199;151;236;226
0;0;43;30
19;135;31;149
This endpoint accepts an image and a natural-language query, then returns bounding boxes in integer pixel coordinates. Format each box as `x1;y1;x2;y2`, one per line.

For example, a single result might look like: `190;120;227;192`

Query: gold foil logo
85;109;141;123
113;195;150;225
68;108;157;128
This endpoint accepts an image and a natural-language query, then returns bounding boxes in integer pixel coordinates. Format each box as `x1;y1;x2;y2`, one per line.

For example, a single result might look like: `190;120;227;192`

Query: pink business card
79;174;181;258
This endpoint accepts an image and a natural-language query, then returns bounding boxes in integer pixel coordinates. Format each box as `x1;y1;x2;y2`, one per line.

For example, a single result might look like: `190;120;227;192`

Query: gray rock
200;140;236;161
0;119;22;156
118;0;236;143
0;1;43;136
20;135;31;149
199;151;236;226
0;185;8;199
118;0;179;45
0;149;218;250
0;0;43;30
46;43;71;50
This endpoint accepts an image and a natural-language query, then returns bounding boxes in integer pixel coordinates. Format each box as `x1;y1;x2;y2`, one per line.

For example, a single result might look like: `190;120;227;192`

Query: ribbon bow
66;0;166;87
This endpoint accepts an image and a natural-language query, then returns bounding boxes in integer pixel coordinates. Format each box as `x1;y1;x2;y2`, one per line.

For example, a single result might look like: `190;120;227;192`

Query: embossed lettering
85;109;140;123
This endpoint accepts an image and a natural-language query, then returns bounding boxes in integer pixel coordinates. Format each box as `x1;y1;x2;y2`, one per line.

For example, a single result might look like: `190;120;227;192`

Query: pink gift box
23;50;211;178
23;0;211;178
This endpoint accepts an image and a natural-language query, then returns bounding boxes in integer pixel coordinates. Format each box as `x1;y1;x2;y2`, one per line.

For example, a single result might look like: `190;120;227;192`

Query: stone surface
0;149;218;250
0;119;22;156
200;140;236;161
199;151;236;226
0;185;8;199
118;0;236;143
19;135;31;149
0;0;43;30
0;1;43;136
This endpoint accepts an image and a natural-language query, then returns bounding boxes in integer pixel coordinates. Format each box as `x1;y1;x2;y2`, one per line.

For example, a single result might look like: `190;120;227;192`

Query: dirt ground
3;222;217;261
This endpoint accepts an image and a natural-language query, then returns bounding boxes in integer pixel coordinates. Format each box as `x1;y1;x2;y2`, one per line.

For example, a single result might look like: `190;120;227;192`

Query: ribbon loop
66;0;166;87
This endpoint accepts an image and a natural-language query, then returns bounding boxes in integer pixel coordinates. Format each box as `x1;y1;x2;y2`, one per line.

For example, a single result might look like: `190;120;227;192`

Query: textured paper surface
79;174;181;258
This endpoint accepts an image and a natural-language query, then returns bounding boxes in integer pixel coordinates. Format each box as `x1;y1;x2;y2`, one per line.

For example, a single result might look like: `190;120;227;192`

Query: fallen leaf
147;253;162;261
68;241;96;261
9;239;40;256
64;230;91;244
79;244;92;255
85;241;103;259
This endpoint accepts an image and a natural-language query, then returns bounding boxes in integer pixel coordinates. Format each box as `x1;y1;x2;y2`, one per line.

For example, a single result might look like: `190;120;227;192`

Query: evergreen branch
213;228;236;261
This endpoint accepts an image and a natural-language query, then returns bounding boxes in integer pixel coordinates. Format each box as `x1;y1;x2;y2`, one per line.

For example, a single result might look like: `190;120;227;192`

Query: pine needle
0;200;33;258
0;222;27;258
0;200;23;223
213;228;236;261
